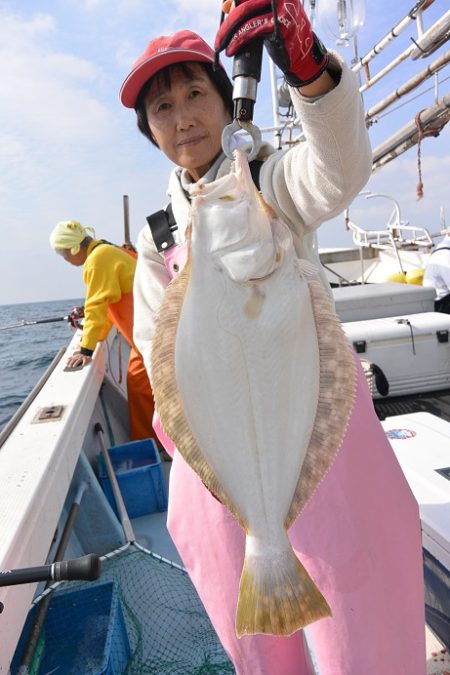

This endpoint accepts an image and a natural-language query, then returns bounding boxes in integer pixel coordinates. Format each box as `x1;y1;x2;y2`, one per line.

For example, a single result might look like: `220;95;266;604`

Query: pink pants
153;244;426;675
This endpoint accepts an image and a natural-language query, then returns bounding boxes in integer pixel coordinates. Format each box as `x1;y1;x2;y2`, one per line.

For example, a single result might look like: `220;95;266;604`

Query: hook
222;119;262;161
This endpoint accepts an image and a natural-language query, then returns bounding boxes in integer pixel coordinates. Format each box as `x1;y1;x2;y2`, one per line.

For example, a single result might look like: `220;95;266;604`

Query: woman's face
144;64;232;181
55;248;85;266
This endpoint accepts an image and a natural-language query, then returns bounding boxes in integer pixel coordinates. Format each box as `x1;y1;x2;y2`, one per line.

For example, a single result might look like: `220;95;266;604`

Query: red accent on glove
215;0;328;87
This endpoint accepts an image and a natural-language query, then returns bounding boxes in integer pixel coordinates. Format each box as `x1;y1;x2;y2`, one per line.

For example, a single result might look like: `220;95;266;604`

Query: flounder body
151;150;356;637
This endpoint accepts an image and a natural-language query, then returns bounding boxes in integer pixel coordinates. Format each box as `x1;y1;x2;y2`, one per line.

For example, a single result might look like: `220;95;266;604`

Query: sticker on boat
385;428;417;440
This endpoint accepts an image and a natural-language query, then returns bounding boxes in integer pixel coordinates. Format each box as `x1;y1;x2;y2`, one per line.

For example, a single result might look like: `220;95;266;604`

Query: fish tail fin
236;539;331;638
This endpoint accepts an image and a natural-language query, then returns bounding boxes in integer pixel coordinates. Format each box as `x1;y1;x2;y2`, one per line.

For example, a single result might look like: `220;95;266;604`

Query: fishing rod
0;306;84;332
0;316;69;332
0;553;100;588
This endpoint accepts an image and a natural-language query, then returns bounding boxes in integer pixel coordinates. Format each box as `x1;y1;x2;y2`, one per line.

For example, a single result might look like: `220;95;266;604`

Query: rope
414;108;448;200
415;109;427;200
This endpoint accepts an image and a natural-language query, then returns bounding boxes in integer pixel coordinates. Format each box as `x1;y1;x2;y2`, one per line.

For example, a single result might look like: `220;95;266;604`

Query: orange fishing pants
107;292;154;440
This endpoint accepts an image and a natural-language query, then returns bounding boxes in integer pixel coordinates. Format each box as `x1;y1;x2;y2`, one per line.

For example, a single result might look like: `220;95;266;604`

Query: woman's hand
215;0;329;88
65;350;92;370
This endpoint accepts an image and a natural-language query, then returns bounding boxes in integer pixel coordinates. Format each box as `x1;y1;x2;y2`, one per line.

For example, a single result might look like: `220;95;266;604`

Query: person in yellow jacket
49;219;154;440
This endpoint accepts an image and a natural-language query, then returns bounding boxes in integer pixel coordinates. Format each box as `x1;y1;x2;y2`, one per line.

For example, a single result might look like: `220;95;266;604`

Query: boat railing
341;190;443;279
346;219;411;276
387;225;435;249
346;191;437;251
346;220;395;250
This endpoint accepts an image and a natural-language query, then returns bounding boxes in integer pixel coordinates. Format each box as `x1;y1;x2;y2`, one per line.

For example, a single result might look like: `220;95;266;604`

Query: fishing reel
68;306;85;330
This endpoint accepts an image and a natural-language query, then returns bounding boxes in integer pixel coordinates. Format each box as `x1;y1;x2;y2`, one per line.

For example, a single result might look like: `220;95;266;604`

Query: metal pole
94;423;136;544
365;50;450;120
352;0;436;73
123;195;131;246
269;60;283;150
372;93;450;169
410;9;450;60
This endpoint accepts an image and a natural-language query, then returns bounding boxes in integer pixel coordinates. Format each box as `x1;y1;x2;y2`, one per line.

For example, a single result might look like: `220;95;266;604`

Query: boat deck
5;334;450;673
375;388;450;423
427;626;450;674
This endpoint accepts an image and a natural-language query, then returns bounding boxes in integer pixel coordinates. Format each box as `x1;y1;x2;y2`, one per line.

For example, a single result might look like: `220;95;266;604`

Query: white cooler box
342;312;450;398
333;283;435;322
382;412;450;648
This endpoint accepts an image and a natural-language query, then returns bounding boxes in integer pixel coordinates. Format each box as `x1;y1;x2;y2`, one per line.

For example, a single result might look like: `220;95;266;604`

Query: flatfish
151;149;356;637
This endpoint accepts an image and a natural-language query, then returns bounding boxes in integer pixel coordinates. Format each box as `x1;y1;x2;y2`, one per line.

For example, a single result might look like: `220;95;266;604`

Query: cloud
0;10;119;211
116;39;142;70
0;8;128;291
172;0;217;10
114;1;223;75
82;0;106;8
0;10;111;143
82;0;146;11
168;0;225;38
368;143;450;210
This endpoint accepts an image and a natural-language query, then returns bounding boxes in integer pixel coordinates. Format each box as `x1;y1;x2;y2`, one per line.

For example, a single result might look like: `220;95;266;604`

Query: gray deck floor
375;388;450;423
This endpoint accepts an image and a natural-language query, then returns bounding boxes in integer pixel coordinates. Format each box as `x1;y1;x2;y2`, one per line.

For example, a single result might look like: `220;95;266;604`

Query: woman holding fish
120;1;426;673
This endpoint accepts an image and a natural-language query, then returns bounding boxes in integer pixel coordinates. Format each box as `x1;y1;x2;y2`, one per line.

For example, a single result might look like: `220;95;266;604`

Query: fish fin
236;541;331;637
151;239;244;525
285;269;357;528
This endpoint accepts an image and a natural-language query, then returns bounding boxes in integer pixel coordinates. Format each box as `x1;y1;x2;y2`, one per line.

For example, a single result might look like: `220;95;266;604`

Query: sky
0;0;449;305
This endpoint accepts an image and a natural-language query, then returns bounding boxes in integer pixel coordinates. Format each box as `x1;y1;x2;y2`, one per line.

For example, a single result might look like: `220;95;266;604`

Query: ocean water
0;298;83;429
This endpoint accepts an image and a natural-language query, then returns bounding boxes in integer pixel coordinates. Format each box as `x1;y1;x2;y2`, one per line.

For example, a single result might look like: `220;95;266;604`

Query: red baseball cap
120;30;217;108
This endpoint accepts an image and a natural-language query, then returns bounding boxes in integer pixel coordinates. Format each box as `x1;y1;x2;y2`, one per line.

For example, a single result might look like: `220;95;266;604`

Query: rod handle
0;554;101;587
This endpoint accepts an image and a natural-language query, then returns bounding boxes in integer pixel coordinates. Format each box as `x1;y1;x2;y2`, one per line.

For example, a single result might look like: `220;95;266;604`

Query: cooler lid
342;312;450;342
382;412;450;570
333;283;435;311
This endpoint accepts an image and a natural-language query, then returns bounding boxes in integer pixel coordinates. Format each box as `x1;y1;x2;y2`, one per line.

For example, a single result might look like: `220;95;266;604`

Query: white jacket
423;233;450;300
133;53;372;377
